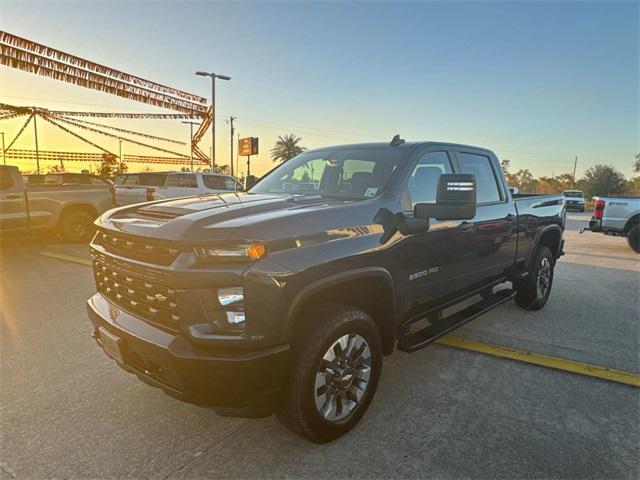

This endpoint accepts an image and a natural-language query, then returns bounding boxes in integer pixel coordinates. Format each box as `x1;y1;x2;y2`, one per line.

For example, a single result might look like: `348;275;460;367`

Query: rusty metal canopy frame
0;31;216;167
0;103;211;166
0;31;208;116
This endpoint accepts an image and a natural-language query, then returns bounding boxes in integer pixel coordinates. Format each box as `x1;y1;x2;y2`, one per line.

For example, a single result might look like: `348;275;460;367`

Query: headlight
193;242;267;261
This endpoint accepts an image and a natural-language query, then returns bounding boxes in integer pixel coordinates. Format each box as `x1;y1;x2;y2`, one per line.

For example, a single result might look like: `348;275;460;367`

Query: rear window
202;175;238;191
563;191;584;198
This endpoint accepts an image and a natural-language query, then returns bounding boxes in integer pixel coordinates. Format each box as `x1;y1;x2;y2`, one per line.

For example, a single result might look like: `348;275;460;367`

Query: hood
100;192;368;242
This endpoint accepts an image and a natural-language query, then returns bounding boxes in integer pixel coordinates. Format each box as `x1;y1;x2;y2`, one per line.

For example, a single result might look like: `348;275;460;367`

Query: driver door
396;149;475;319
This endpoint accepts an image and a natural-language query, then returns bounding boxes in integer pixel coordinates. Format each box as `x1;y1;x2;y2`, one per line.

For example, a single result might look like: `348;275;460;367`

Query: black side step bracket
397;289;516;353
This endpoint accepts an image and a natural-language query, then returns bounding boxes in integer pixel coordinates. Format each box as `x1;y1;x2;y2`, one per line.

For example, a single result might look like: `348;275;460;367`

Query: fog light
218;287;244;307
226;311;245;325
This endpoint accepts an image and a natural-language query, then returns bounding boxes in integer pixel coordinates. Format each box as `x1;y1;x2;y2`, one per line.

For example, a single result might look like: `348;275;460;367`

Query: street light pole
229;116;236;177
33;113;40;174
1;132;5;165
119;139;123;172
196;71;231;172
182;121;200;172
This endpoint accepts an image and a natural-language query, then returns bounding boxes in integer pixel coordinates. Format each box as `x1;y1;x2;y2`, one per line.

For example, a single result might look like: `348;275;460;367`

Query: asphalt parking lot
1;212;639;479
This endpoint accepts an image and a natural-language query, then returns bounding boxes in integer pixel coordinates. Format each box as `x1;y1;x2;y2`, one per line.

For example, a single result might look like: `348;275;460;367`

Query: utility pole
33;112;40;174
571;156;578;189
1;132;5;165
119;140;123;172
229;116;236;177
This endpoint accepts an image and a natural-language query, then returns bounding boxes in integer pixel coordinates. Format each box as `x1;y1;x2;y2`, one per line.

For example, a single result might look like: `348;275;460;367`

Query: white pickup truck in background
583;196;640;253
0;165;113;242
563;190;585;212
114;172;243;206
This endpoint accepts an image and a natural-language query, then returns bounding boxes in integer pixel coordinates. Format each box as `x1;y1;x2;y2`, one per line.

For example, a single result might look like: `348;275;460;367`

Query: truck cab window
408;151;452;205
0;169;14;190
457;152;502;203
203;175;237;191
166;174;197;188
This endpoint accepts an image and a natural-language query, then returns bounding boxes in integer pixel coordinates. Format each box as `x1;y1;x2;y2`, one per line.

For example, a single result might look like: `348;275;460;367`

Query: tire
59;210;96;243
514;245;555;310
277;304;382;443
627;225;640;254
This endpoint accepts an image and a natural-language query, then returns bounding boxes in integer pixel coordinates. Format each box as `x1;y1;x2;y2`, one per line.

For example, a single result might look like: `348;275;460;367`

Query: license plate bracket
98;327;124;365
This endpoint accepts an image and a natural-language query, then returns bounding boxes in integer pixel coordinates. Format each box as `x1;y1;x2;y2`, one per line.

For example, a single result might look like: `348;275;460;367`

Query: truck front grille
93;255;180;333
94;230;180;266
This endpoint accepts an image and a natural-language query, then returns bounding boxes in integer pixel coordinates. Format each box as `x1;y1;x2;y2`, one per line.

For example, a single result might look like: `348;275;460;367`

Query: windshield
563;191;584;198
250;147;404;199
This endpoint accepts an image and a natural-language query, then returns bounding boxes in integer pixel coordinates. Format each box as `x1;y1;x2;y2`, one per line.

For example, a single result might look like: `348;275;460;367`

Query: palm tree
271;134;306;163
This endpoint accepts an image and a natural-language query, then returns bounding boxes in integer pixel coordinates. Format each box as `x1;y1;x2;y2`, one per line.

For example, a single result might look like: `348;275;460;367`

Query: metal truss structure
0;31;216;169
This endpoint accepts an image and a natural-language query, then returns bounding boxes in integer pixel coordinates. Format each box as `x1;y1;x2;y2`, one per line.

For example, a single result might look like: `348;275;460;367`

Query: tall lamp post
195;71;231;171
118;139;123;172
182;121;200;172
1;132;5;165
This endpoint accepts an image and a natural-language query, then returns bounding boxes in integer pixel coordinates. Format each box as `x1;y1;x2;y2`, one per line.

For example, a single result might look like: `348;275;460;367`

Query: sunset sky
0;1;638;178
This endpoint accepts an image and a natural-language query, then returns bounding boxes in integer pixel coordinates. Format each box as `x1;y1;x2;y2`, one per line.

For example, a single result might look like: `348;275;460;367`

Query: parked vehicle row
114;172;243;206
0;165;113;242
86;139;565;443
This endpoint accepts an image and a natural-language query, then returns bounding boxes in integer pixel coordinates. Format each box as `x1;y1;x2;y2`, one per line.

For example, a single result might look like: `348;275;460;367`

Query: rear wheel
59;210;96;243
277;305;382;443
514;245;555;310
627;225;640;254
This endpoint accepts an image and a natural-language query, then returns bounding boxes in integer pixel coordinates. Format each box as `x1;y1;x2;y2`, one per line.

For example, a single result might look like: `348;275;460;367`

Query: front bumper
87;293;289;417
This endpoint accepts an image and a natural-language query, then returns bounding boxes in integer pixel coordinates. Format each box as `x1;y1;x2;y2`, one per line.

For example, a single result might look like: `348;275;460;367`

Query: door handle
5;194;21;199
505;214;515;222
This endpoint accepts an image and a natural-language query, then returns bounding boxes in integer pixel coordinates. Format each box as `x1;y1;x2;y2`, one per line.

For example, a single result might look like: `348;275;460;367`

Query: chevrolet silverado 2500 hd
87;140;565;442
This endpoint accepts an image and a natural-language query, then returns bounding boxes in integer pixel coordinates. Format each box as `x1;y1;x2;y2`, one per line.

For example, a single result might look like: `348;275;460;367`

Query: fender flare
285;267;397;349
528;224;563;268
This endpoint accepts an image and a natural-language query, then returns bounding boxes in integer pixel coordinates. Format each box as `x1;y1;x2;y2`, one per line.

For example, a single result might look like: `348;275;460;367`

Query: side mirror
244;175;258;191
414;173;476;221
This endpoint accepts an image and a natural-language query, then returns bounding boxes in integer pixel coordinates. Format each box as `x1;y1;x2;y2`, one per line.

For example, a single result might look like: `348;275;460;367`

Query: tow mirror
414;174;476;221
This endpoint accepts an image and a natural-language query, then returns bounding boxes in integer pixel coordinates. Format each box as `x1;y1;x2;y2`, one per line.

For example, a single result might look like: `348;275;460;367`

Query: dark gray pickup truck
0;165;113;242
87;139;565;442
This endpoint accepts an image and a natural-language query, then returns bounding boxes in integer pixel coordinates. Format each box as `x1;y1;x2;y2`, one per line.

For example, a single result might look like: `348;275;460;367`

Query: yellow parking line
35;250;640;388
40;251;93;267
437;336;640;387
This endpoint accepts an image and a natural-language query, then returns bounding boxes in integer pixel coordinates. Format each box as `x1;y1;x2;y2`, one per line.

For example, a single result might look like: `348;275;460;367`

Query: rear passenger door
453;150;518;284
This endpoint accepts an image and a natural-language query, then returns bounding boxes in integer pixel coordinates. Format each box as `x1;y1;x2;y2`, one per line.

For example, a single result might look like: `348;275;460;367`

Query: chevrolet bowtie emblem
153;293;167;302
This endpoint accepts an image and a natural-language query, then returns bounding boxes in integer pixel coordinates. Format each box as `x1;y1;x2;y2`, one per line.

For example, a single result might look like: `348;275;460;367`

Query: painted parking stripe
437;336;640;388
38;250;640;388
40;251;93;267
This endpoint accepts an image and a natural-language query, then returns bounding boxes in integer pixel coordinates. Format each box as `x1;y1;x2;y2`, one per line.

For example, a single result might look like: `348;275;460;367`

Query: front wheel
627;225;640;253
514;245;555;310
59;210;96;243
277;305;382;443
